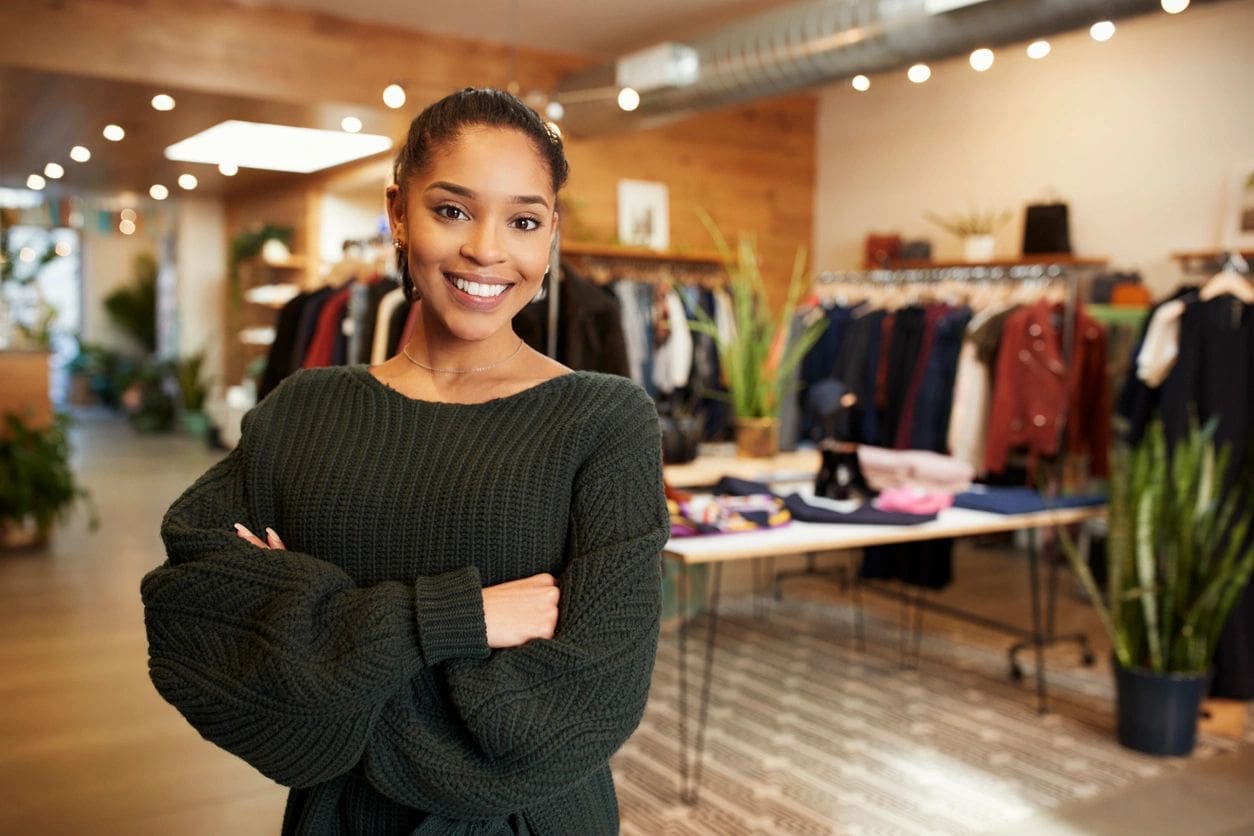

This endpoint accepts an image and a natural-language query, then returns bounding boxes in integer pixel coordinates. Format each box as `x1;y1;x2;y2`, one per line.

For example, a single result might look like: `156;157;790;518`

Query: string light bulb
382;83;406;109
178;174;198;190
617;87;640;111
151;94;176;111
1161;0;1189;12
907;63;931;83
852;75;871;92
103;124;125;141
969;48;994;72
70;146;91;162
341;116;363;133
149;184;169;200
44;162;65;179
27;174;46;190
1027;40;1052;59
545;100;565;121
219;162;239;176
1090;20;1116;41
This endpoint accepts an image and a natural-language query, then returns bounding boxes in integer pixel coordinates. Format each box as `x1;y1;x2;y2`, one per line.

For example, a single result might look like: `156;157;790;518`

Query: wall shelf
561;241;727;266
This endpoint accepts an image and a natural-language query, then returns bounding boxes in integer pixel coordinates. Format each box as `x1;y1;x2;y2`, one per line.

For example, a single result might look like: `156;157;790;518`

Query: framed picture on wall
617;179;669;251
1223;164;1254;248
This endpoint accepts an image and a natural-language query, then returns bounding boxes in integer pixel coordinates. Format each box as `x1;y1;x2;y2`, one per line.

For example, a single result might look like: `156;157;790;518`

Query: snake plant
1059;420;1253;674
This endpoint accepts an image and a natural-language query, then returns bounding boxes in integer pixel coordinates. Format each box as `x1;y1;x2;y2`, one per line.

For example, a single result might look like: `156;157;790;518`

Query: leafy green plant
175;351;209;411
0;413;98;538
924;208;1013;237
103;253;158;353
1058;421;1254;674
684;211;828;420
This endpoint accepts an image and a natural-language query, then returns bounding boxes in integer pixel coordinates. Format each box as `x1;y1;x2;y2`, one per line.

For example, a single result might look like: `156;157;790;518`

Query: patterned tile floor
614;598;1254;836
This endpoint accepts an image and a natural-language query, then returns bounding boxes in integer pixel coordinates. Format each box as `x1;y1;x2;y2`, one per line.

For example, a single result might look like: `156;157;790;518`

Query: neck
405;312;522;374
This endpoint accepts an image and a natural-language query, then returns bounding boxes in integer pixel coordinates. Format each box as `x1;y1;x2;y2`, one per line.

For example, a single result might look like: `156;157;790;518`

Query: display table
664;503;1106;803
664;448;820;489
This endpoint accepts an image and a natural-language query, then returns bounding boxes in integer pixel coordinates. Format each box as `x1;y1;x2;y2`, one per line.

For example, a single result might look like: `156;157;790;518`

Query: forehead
416;126;553;198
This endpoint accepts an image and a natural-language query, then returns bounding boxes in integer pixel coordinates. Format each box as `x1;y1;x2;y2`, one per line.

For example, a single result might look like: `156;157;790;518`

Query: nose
459;220;506;265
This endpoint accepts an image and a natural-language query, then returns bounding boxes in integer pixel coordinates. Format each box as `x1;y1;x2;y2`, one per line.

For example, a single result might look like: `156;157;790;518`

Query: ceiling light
545;100;565;121
44;162;65;179
103;124;125;141
119;219;136;236
178;174;198;190
382;83;406;109
70;146;91;162
165;120;393;174
852;74;871;92
341;116;363;133
151;94;176;111
55;241;73;257
907;63;932;83
19;246;36;262
1161;0;1189;12
27;174;46;190
969;48;994;72
1090;20;1116;41
121;209;137;222
1027;40;1052;59
617;87;640;112
150;184;169;200
219;162;239;176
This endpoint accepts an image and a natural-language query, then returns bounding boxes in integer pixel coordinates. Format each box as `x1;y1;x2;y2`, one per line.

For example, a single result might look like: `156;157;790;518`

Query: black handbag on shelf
1022;202;1071;254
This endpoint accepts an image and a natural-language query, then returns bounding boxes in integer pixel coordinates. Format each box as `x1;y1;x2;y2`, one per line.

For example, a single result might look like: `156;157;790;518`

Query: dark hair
393;88;568;300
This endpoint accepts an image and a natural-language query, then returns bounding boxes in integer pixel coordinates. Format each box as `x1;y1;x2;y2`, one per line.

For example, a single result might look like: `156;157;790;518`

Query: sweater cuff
414;567;490;666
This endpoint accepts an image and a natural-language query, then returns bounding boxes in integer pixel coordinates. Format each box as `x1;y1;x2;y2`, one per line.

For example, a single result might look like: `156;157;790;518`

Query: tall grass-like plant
1059;420;1254;674
684;212;828;420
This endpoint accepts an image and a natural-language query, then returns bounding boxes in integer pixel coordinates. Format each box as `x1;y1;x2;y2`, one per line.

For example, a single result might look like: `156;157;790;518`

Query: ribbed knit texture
141;366;669;836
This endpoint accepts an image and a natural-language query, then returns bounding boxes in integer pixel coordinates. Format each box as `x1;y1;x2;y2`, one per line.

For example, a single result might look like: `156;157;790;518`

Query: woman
142;88;668;835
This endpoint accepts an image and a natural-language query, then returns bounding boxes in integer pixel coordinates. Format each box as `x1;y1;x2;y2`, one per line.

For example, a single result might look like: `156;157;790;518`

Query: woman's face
388;126;557;344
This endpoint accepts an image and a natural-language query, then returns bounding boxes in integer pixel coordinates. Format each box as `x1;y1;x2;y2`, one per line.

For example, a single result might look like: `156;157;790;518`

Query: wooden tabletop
664;449;822;490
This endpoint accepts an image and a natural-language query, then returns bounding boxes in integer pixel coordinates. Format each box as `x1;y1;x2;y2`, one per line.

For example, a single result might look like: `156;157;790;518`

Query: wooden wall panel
2;0;587;110
563;95;817;304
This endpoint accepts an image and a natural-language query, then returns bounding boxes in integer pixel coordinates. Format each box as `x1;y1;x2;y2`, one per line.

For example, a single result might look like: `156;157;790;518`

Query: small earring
393;239;404;251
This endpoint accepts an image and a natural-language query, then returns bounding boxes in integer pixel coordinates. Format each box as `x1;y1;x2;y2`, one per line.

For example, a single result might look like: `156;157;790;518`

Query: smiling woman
140;88;668;836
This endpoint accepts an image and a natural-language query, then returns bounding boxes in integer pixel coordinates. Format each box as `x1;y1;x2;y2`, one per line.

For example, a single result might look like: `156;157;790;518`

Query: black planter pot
1114;663;1209;756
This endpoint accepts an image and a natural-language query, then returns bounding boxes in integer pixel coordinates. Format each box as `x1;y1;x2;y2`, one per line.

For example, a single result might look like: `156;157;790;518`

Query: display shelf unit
559;240;728;287
225;255;311;386
1170;249;1254;274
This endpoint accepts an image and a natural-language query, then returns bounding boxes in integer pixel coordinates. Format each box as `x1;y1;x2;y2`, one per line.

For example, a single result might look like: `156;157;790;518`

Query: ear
385;184;406;237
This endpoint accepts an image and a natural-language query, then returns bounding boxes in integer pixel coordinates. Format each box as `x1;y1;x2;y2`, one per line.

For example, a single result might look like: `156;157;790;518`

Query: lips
444;271;514;311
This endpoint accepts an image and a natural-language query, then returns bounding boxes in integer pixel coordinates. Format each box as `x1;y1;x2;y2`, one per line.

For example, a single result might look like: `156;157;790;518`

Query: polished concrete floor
1;411;1250;835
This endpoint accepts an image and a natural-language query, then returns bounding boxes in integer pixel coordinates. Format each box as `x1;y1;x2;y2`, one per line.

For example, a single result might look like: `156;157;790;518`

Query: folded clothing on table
952;485;1106;515
669;493;790;537
714;476;937;526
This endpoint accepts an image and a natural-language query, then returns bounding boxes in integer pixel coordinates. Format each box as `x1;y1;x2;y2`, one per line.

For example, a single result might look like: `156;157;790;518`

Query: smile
446;273;511;298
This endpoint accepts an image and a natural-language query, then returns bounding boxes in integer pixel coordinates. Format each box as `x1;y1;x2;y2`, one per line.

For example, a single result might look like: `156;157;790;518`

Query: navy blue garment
829;310;882;445
881;306;926;448
798;305;853;441
910;306;972;452
859;310;885;446
953;486;1106;514
861;541;953;590
712;477;936;526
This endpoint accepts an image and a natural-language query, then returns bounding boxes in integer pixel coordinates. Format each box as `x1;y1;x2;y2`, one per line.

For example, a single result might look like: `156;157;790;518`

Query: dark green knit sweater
141;366;668;835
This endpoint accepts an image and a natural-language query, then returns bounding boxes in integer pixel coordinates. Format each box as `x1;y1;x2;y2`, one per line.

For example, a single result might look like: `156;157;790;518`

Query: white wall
174;197;228;389
813;0;1254;296
319;190;386;271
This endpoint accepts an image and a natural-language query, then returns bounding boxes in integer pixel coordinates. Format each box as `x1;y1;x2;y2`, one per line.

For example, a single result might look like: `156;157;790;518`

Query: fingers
234;523;268;549
234;523;286;550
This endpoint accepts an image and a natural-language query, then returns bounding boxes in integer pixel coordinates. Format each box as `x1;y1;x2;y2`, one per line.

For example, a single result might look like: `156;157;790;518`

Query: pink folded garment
874;487;954;516
857;445;975;493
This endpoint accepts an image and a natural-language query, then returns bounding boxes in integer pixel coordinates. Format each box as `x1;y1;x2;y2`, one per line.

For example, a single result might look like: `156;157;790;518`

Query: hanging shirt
651;288;693;394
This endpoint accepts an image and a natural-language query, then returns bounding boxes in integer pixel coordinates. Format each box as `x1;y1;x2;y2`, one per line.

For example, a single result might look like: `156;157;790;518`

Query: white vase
963;234;995;262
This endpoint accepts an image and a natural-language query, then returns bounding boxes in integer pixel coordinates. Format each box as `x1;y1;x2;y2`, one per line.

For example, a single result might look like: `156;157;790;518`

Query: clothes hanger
1199;252;1253;303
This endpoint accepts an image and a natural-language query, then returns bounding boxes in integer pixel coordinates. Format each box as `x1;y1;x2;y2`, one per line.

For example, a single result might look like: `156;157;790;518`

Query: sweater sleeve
357;386;668;818
140;409;491;789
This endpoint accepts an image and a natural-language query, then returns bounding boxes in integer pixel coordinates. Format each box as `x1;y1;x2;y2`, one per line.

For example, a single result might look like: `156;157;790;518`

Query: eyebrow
426;181;550;210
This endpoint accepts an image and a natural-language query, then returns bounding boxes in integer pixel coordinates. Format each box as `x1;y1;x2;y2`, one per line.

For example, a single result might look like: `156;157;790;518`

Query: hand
235;523;286;550
481;573;560;649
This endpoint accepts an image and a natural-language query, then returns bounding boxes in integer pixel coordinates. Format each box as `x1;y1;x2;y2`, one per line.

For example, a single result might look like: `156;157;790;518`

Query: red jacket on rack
984;300;1109;479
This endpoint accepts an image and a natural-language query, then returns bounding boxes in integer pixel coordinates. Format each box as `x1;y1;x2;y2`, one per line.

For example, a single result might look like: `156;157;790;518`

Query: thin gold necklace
401;339;524;374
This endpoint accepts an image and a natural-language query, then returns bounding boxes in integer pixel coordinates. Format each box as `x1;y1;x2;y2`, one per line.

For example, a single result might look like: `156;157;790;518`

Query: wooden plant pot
735;417;779;459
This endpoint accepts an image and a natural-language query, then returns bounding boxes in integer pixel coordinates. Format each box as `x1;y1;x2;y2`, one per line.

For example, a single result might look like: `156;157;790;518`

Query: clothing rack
803;259;1107;696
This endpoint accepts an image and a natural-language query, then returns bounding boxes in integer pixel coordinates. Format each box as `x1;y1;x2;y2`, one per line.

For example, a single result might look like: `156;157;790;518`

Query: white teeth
452;276;507;298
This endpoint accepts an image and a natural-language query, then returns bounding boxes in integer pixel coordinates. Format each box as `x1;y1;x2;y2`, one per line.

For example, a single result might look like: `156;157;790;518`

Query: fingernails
265;527;277;538
233;523;245;532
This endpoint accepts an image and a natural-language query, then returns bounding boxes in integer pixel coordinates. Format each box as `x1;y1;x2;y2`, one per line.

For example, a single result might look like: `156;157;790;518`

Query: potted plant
924;208;1012;262
1058;420;1254;756
686;212;828;458
175;351;211;440
0;413;97;549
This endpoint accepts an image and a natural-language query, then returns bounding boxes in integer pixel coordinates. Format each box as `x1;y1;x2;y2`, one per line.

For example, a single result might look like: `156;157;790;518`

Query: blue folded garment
953;486;1105;515
712;476;936;525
